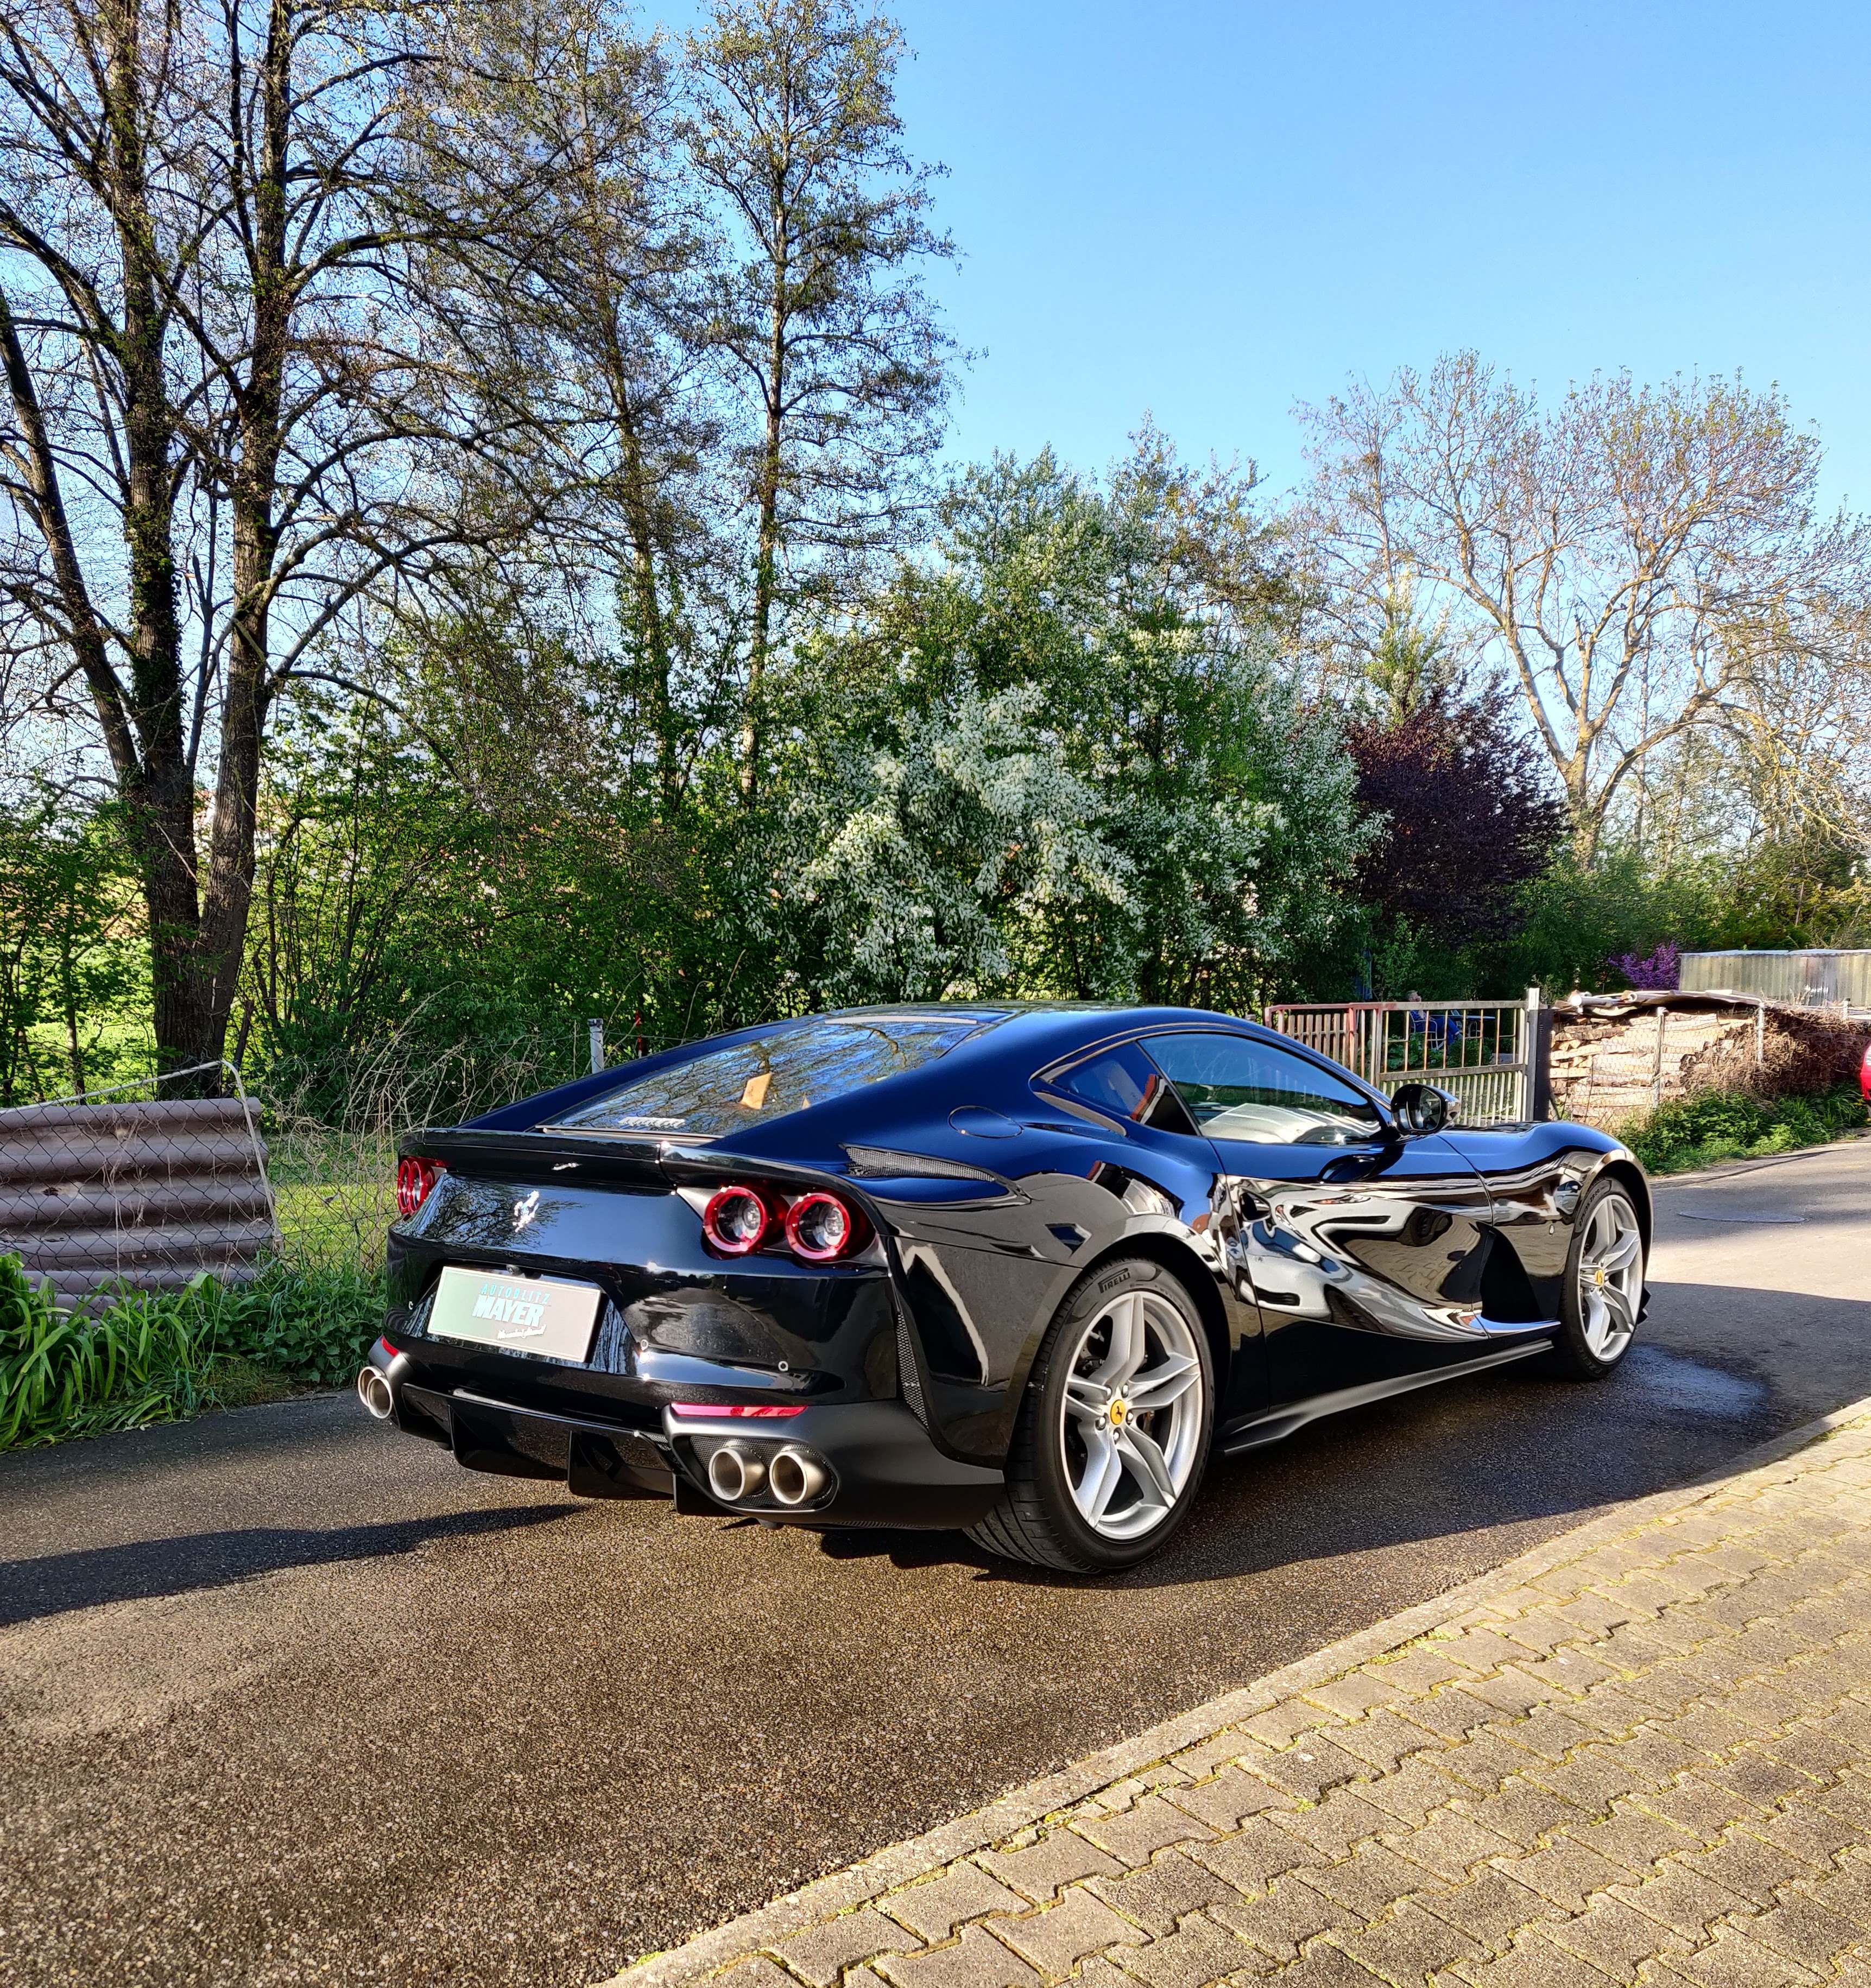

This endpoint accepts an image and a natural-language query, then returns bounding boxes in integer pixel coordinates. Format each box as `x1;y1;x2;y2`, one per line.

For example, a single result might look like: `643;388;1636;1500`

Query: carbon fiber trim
894;1295;928;1425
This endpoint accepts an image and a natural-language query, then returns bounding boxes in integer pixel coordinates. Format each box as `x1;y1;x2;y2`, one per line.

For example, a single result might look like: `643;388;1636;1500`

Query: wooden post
1652;1005;1668;1107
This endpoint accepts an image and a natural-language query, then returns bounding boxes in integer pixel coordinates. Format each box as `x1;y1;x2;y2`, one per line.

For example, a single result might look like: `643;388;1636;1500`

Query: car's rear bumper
369;1341;1003;1530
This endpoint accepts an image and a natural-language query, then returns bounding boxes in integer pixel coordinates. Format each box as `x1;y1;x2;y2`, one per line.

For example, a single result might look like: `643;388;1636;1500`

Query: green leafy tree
807;439;1362;1009
684;0;955;798
761;683;1130;1003
427;0;737;821
733;439;1361;1011
243;591;778;1119
0;795;143;1102
1363;572;1455;725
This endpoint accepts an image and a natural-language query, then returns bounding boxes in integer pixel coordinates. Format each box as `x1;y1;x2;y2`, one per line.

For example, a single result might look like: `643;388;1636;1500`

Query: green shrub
0;1256;385;1448
1622;1082;1867;1175
220;1260;386;1388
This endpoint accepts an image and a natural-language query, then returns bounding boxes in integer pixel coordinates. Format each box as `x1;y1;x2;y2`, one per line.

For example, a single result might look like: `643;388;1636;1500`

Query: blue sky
872;0;1871;510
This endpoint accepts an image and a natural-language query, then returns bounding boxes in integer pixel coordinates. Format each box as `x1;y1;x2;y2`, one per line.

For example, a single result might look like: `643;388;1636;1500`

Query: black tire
967;1256;1215;1573
1546;1176;1645;1381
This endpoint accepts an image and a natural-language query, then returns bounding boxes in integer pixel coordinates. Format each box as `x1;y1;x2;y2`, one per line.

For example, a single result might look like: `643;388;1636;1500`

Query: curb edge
597;1388;1871;1988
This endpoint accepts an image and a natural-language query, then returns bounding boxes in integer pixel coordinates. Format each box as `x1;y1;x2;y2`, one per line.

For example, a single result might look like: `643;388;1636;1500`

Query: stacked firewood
1547;993;1868;1131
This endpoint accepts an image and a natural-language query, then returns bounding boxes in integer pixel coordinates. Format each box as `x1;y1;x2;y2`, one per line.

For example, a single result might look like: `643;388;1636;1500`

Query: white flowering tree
762;686;1130;1004
758;435;1366;1011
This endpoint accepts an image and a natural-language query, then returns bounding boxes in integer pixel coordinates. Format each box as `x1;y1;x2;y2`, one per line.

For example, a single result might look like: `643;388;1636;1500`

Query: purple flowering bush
1608;941;1680;991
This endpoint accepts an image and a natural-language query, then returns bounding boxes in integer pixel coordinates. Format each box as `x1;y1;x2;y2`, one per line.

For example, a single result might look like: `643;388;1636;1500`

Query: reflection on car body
361;1002;1651;1571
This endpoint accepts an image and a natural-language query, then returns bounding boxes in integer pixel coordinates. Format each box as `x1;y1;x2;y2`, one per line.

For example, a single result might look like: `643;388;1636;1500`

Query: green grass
271;1175;399;1272
1621;1082;1868;1176
206;1352;305;1410
266;1129;400;1273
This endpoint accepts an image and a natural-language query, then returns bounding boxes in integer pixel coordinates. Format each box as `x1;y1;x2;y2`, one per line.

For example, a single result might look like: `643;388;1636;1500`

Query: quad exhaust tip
770;1446;828;1508
357;1366;395;1421
706;1443;767;1503
704;1441;829;1508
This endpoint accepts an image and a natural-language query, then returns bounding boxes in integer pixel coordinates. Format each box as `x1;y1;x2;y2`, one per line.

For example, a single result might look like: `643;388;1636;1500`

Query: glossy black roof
466;1001;1292;1138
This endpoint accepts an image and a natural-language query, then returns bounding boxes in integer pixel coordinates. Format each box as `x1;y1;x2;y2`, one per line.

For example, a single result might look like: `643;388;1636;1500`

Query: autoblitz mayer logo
511;1189;541;1232
471;1277;548;1338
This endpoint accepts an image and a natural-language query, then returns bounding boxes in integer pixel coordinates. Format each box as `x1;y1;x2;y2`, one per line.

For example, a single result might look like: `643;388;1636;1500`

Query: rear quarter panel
842;1101;1250;1465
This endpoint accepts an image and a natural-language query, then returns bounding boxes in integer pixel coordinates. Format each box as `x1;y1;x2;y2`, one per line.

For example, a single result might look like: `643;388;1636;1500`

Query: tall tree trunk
108;4;205;1072
0;271;201;1077
1566;743;1599;868
740;212;788;805
200;0;291;1067
606;346;681;816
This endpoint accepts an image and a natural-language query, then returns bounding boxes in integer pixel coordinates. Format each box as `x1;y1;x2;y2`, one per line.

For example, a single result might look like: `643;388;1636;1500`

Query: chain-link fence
257;1023;686;1276
0;1023;685;1293
258;1039;548;1276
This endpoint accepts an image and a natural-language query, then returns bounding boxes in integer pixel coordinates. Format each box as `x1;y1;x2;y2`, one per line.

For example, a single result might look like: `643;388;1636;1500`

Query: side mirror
1390;1081;1460;1136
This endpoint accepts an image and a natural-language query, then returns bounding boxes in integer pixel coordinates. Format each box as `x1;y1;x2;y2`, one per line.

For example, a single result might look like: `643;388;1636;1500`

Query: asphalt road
4;1138;1869;1988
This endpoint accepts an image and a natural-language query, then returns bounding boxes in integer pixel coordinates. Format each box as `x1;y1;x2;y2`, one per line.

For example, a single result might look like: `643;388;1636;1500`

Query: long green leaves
0;1256;385;1449
0;1260;216;1447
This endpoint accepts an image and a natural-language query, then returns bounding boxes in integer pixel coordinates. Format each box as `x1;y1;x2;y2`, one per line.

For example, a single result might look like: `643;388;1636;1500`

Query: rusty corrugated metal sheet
0;1096;277;1306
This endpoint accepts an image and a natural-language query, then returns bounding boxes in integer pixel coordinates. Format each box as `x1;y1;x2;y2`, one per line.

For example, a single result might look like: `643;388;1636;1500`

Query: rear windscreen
547;1015;984;1139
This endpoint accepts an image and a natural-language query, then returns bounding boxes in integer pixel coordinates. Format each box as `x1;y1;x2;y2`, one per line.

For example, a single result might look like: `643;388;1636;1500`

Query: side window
1048;1041;1199;1137
1143;1033;1384;1147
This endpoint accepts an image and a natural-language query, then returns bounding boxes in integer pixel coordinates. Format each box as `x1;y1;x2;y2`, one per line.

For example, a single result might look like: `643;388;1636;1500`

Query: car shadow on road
819;1281;1871;1589
0;1502;581;1628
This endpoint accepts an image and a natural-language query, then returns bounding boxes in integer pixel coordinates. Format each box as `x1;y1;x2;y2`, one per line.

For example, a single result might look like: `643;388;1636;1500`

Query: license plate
428;1264;603;1363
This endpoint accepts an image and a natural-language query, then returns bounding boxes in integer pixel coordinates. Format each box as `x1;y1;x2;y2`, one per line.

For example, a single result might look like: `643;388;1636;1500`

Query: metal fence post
222;1058;280;1241
587;1018;606;1075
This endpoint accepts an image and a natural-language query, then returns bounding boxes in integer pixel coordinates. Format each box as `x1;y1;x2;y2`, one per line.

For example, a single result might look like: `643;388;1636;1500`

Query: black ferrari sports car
360;1003;1650;1570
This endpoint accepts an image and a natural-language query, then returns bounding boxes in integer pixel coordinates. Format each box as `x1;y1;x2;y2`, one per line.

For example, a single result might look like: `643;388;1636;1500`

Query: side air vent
893;1297;928;1424
843;1145;1000;1182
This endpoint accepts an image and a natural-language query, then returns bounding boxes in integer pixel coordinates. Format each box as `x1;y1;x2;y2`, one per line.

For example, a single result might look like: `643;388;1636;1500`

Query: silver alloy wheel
1577;1189;1641;1360
1059;1288;1205;1541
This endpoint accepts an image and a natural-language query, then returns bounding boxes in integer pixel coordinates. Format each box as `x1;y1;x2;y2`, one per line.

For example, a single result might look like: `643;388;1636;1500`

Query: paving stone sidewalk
603;1403;1871;1988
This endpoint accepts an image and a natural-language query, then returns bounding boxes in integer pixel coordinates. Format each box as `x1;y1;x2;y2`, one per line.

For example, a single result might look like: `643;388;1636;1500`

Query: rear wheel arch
1092;1232;1231;1388
998;1231;1229;1420
887;1225;1230;1473
969;1248;1217;1570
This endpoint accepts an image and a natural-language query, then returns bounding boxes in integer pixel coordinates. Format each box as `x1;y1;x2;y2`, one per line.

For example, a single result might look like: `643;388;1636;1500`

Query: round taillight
701;1185;773;1255
396;1157;443;1218
785;1191;864;1262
